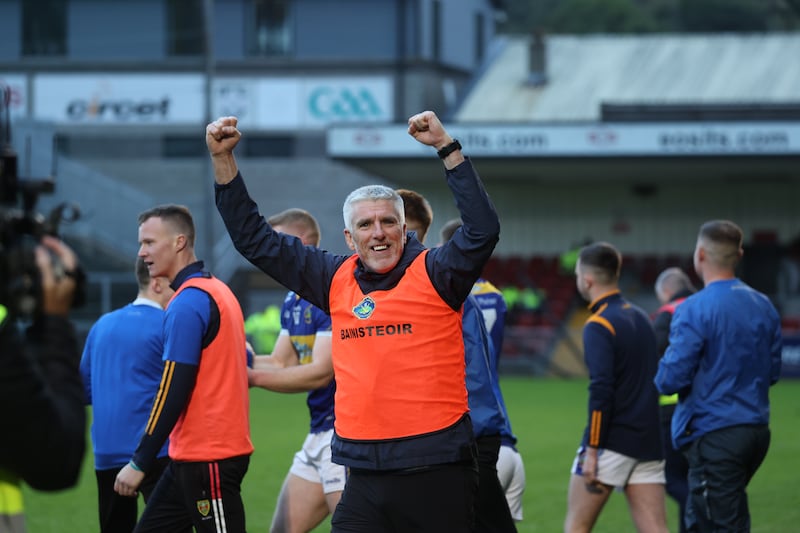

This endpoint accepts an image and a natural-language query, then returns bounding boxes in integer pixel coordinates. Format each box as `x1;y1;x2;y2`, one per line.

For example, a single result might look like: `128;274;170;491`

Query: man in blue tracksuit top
80;257;172;533
655;220;782;533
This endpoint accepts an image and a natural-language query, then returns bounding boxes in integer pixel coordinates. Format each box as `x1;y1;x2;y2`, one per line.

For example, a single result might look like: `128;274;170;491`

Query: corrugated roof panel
456;34;800;122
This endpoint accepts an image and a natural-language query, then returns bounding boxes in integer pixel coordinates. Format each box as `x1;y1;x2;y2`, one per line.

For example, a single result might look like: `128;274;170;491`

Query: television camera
0;83;84;319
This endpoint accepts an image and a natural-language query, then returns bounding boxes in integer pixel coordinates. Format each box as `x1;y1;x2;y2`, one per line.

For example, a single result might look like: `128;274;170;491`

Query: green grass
23;379;800;532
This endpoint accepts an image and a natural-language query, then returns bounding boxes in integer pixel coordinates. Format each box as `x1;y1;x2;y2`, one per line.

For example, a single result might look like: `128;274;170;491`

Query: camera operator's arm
0;236;86;491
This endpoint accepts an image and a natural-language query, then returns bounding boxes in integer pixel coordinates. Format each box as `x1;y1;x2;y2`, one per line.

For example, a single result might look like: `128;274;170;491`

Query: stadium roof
456;33;800;123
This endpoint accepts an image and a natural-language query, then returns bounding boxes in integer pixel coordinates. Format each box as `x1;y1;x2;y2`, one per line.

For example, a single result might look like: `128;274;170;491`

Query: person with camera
0;235;86;533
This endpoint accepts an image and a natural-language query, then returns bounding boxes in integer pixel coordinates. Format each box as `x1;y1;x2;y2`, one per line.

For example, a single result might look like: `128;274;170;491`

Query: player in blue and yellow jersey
472;277;526;523
401;196;516;532
209;110;499;532
565;242;667;533
114;205;252;533
440;217;525;525
248;208;343;533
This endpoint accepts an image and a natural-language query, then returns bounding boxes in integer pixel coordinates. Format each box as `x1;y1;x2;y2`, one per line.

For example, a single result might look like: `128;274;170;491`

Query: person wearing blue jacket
462;295;517;532
80;257;173;533
401;193;516;532
655;220;782;533
440;217;525;524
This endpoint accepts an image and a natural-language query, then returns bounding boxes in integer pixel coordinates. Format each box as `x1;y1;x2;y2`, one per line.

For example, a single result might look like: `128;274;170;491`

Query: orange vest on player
330;251;468;440
168;276;254;461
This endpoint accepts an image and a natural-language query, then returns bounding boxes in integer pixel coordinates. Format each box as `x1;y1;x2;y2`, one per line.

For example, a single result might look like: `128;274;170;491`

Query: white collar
132;297;163;310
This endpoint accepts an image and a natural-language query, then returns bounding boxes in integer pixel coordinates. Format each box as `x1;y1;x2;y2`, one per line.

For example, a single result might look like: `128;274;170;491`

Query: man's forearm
211;153;238;185
251;363;333;393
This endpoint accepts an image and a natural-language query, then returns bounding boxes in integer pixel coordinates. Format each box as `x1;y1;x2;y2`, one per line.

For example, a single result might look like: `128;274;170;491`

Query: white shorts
496;444;525;521
570;446;665;488
289;429;346;494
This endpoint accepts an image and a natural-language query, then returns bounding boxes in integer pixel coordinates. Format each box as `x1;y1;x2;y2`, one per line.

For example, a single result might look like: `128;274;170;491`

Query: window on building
167;0;204;56
475;12;485;64
22;0;67;56
244;135;295;157
432;0;441;61
163;135;207;157
247;0;292;56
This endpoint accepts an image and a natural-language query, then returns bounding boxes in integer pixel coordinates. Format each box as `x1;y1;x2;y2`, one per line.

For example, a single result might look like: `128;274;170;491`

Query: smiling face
343;199;406;274
138;216;183;282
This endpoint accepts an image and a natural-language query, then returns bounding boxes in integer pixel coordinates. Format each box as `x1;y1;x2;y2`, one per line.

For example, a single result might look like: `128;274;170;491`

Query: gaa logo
308;87;385;121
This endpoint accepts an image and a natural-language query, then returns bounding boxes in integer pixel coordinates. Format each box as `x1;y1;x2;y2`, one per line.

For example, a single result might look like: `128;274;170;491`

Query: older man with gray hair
652;266;696;533
208;110;500;532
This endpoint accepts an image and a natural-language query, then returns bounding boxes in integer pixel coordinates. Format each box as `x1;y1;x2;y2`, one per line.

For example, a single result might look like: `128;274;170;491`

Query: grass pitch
23;378;800;532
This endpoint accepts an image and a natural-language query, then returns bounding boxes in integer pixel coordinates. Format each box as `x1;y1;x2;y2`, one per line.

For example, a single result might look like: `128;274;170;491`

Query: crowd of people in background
2;110;785;533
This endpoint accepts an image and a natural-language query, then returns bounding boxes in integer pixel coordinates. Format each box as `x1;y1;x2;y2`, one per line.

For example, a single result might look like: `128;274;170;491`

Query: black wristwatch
437;139;462;159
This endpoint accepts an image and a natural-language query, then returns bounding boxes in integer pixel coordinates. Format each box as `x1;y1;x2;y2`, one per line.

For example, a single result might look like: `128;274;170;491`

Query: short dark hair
578;241;622;284
135;256;151;290
397;189;433;238
439;218;463;244
268;208;321;246
698;220;743;268
699;220;743;249
138;204;196;247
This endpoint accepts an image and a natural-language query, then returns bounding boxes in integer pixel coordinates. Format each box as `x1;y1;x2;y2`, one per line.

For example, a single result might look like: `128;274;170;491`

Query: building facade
0;0;505;326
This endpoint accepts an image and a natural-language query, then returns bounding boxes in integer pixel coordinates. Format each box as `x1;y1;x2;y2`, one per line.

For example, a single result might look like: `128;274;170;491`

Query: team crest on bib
352;296;376;319
197;499;211;516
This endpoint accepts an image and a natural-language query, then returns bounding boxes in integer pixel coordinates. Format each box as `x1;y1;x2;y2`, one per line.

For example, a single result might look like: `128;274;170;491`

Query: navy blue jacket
463;295;508;439
581;291;662;461
216;158;500;470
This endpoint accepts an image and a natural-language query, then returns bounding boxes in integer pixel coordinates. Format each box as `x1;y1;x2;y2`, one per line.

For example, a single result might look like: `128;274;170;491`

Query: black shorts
134;455;250;533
